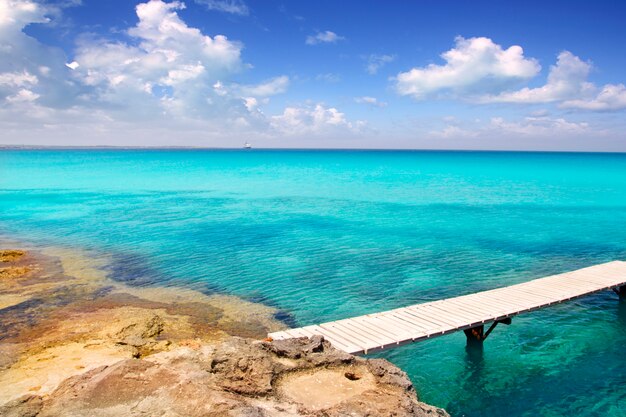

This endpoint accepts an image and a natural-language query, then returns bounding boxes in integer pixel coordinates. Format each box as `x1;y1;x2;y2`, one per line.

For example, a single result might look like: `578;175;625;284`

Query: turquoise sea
1;149;626;416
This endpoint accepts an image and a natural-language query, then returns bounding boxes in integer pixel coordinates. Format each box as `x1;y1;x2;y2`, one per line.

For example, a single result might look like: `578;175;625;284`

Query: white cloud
0;0;78;107
159;63;206;86
431;124;479;139
242;96;257;111
70;0;243;116
562;83;626;111
212;80;227;96
193;0;249;16
393;36;626;113
355;96;387;107
242;96;270;113
0;71;38;87
480;51;626;111
315;73;340;83
0;0;74;112
3;3;620;148
6;88;39;103
489;116;588;135
365;54;394;75
305;30;344;45
0;0;49;29
270;103;357;135
481;51;593;103
0;0;278;145
395;36;540;99
236;75;289;97
0;0;365;146
431;115;589;139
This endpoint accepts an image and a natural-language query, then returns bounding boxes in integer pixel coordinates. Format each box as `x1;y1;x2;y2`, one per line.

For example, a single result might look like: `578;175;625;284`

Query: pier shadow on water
618;297;626;328
463;342;486;391
464;341;485;366
463;343;486;382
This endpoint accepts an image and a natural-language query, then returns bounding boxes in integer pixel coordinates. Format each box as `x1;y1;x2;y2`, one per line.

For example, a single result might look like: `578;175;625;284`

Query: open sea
1;149;625;416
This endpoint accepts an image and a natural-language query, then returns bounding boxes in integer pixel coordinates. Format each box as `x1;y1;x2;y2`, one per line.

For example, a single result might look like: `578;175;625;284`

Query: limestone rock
1;336;449;417
0;395;43;417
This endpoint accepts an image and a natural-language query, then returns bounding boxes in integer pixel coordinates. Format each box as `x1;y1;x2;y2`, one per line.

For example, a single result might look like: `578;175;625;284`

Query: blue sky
1;0;625;150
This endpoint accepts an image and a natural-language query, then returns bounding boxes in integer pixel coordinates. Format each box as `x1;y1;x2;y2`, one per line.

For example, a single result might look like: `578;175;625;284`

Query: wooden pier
268;261;626;354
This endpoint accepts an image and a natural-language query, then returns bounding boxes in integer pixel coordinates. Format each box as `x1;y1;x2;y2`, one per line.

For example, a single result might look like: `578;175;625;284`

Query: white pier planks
268;261;626;354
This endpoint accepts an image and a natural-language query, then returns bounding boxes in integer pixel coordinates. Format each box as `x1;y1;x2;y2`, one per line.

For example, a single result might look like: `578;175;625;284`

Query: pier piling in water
464;326;485;344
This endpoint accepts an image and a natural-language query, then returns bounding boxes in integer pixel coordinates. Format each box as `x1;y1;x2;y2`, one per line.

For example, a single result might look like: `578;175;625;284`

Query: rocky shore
0;247;449;416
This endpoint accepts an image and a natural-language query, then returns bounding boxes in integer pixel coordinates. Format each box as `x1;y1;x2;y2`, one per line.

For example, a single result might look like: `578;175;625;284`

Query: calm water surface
1;149;625;416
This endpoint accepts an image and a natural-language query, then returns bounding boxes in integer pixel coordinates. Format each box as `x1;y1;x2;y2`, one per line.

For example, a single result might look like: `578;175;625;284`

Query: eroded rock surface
0;246;449;416
1;336;449;417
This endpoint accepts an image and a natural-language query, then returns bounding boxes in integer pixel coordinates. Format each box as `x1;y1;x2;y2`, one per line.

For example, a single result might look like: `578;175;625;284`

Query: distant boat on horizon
243;141;252;149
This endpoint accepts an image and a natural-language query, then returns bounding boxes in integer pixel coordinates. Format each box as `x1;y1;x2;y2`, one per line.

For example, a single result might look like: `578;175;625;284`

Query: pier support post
464;326;485;344
464;318;512;344
614;285;626;298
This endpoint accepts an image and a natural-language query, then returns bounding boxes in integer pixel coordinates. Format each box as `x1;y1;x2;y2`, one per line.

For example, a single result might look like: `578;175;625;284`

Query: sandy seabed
0;241;286;404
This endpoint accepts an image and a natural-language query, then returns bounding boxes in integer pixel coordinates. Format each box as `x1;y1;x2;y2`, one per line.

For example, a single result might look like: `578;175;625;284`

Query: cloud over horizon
0;1;624;150
0;0;358;145
271;103;359;135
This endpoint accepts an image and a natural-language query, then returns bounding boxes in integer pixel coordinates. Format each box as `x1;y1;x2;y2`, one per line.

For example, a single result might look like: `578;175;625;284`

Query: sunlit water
1;149;625;416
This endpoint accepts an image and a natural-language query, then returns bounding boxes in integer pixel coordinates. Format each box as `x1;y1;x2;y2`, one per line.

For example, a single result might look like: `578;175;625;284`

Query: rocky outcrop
0;248;285;404
1;336;449;417
0;247;449;416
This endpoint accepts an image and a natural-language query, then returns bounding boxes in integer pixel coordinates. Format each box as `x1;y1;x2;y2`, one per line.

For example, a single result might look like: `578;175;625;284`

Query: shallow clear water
1;149;625;416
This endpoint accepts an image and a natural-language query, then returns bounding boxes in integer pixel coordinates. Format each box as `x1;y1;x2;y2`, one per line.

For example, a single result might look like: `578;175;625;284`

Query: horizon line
0;145;625;154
